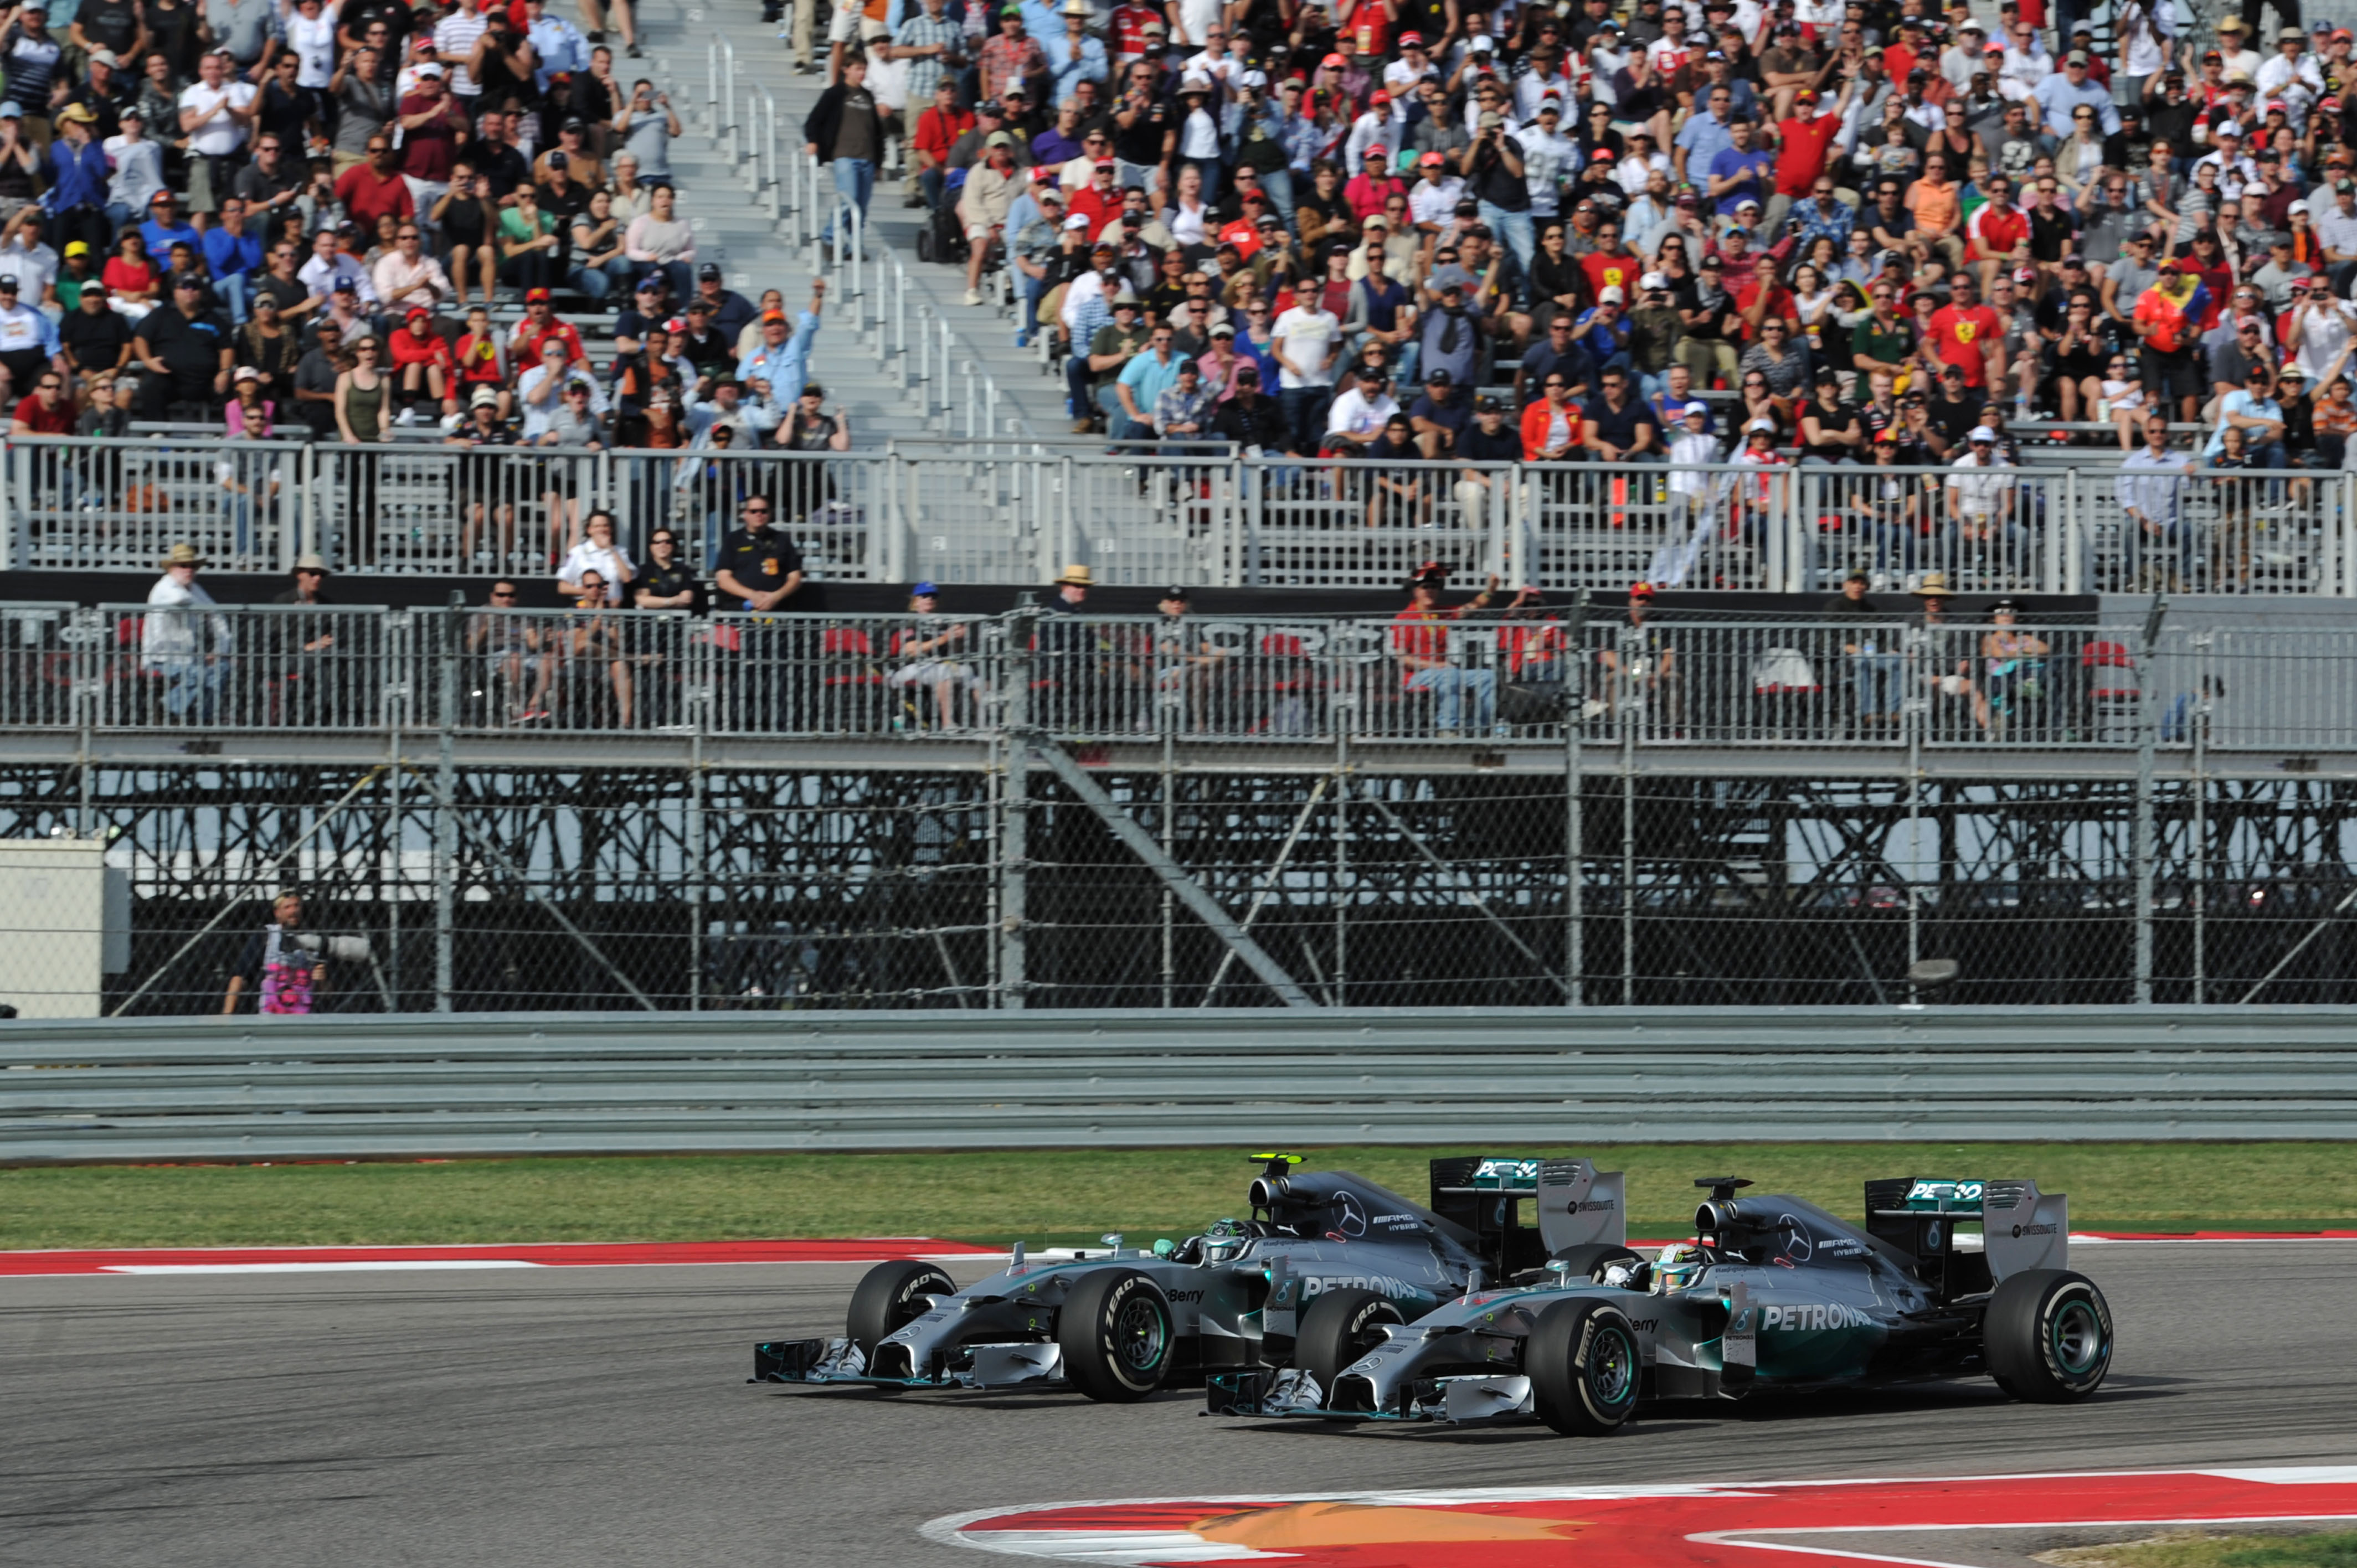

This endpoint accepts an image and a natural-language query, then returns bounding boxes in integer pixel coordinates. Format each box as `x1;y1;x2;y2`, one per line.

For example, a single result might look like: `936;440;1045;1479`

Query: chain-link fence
5;601;2357;1014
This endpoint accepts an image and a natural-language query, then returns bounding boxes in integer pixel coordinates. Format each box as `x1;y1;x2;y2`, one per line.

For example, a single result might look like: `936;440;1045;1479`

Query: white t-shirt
1174;0;1221;46
1272;305;1340;388
179;80;258;157
286;4;341;87
559;540;634;603
1325;386;1399;439
2293;299;2356;384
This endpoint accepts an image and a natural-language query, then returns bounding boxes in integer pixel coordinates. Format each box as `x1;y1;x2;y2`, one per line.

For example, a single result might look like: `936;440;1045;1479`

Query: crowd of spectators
0;0;851;564
794;0;2357;483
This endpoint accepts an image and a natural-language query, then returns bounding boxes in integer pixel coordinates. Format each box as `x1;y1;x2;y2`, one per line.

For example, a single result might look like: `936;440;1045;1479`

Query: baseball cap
524;286;552;302
912;581;940;597
404;303;430;320
1682;400;1710;416
1062;213;1088;230
698;262;723;281
1599;285;1624;302
1968;424;1998;442
1160;584;1193;601
1640;271;1667;290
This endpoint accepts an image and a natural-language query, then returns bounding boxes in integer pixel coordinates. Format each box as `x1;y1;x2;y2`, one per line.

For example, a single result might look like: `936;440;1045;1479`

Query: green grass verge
2042;1529;2357;1566
4;1142;2356;1251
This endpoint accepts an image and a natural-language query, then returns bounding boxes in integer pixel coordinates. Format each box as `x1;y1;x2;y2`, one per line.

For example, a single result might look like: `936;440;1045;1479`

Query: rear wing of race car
1864;1177;2070;1297
1428;1156;1626;1277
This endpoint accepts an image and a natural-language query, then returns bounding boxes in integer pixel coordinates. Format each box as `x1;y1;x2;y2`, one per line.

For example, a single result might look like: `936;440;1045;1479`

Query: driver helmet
1654;1242;1707;1293
1202;1216;1253;1264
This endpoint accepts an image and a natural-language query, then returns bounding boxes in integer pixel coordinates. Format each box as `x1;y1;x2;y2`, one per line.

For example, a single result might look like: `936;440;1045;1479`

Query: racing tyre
1057;1268;1175;1403
1294;1287;1406;1391
1526;1296;1643;1436
1550;1244;1645;1284
846;1259;956;1354
1984;1268;2113;1402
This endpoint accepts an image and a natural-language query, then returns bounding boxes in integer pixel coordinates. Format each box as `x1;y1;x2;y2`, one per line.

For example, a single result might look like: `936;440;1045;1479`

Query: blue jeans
1278;385;1330;456
1850;652;1902;717
1257;166;1295;229
156;658;224;721
215;269;252;326
570;257;635;301
920;164;948;212
1408;666;1497;733
1478;202;1536;302
822;156;875;247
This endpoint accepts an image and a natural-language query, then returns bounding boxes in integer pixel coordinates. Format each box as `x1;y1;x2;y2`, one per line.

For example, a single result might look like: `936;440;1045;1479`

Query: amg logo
2011;1223;2060;1238
1301;1273;1418;1301
1763;1303;1875;1332
1574;1200;1617;1213
1368;1214;1418;1226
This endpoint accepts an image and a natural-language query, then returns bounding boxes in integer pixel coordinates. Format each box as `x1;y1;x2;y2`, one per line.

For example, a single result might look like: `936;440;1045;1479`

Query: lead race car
752;1153;1627;1403
1209;1174;2113;1433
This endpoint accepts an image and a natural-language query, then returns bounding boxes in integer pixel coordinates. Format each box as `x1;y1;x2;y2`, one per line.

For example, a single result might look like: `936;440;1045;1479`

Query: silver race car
752;1153;1627;1404
1208;1174;2112;1433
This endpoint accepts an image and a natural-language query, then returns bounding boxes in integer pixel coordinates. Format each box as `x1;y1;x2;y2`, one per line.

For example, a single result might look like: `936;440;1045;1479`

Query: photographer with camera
222;892;332;1015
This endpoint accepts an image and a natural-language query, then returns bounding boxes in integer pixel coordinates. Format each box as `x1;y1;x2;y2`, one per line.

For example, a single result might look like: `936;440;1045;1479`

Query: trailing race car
751;1153;1627;1403
1208;1174;2112;1433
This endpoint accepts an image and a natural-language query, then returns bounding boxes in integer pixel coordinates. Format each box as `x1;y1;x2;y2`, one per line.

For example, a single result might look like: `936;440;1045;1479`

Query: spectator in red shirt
1344;147;1408;221
1391;561;1500;735
1766;90;1840;238
1733;252;1798;345
1581;225;1643;304
508;288;586;367
387;305;458;417
1926;273;2004;390
9;368;72;435
336;137;417;235
1068;157;1122;233
1967;176;2029;293
911;78;973;214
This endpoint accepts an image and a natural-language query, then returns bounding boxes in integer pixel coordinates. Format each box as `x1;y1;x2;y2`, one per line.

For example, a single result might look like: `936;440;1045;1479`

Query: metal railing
18;444;2353;595
0;601;2343;754
693;34;1021;443
9;1005;2357;1158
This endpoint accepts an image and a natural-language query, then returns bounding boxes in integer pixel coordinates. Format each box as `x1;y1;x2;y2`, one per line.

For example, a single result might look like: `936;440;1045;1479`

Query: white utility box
0;839;132;1018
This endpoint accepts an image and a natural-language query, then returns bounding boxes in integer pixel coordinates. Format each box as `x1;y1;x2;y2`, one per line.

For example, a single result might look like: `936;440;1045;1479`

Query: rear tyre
1057;1267;1175;1402
1526;1297;1643;1436
1293;1286;1406;1390
1550;1243;1645;1283
1984;1268;2113;1402
845;1258;956;1354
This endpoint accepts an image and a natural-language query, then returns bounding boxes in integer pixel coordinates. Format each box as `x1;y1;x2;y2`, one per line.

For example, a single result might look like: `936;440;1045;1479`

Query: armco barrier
7;1007;2357;1159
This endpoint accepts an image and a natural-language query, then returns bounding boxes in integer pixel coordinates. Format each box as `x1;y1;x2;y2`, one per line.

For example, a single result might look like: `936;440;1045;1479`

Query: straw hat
1915;571;1956;596
1055;564;1094;587
158;542;208;569
292;553;332;575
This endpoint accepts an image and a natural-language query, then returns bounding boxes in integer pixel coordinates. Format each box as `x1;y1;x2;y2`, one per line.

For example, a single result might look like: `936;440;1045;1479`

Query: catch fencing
1;600;2347;753
7;1005;2357;1160
13;442;2355;594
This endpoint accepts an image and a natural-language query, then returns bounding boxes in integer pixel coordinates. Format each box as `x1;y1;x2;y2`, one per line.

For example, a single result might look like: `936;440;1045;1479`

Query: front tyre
1293;1286;1406;1390
1057;1268;1175;1402
1985;1268;2113;1402
1525;1297;1643;1436
845;1258;956;1354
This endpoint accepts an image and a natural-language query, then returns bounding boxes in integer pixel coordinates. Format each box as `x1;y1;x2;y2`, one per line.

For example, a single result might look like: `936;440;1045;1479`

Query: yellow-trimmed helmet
1654;1242;1707;1294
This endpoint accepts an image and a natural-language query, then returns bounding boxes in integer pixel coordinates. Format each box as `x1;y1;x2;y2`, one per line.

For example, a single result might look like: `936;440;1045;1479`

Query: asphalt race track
4;1242;2354;1567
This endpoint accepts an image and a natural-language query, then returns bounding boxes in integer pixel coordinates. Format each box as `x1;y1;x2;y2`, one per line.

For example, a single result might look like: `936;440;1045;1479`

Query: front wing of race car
753;1335;1069;1390
1206;1364;1541;1424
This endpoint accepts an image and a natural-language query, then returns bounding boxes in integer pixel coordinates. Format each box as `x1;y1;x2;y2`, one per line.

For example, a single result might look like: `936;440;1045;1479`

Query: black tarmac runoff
4;1241;2352;1567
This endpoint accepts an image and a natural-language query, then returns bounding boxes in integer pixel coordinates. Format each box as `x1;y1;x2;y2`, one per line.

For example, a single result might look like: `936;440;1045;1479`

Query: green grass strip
5;1142;2355;1251
2041;1529;2357;1566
